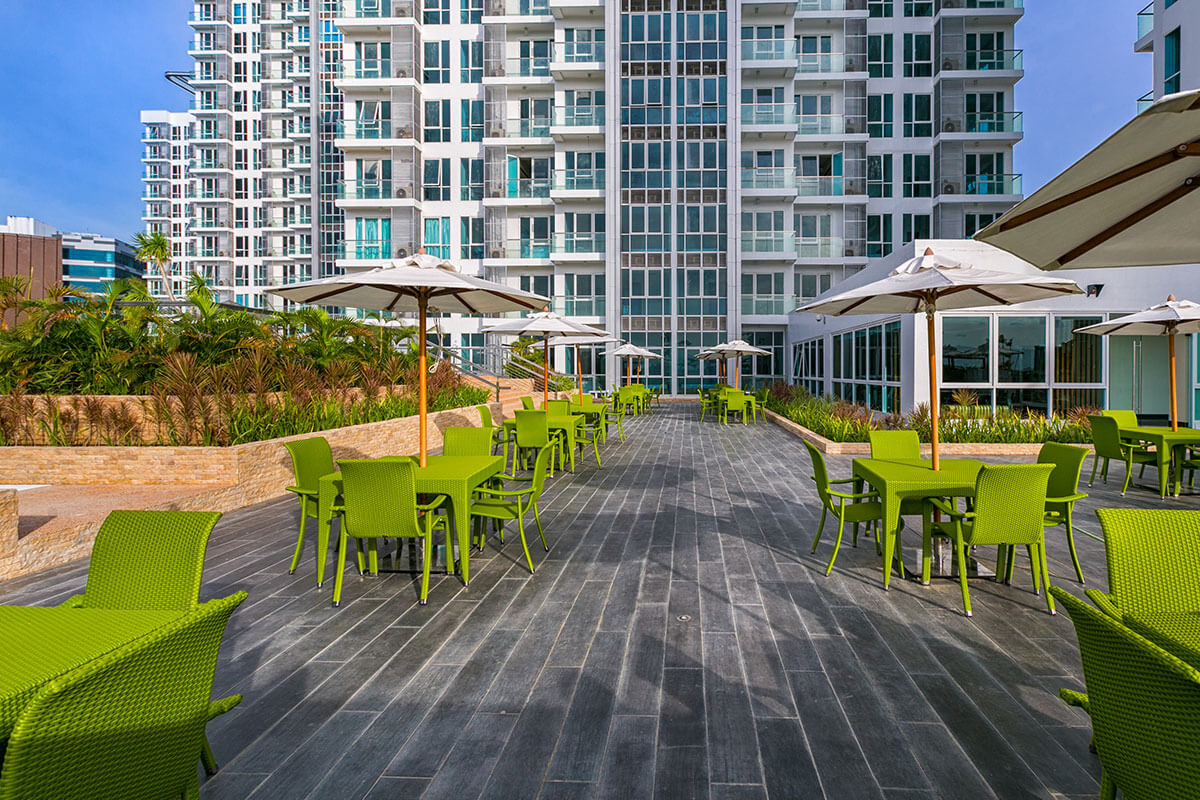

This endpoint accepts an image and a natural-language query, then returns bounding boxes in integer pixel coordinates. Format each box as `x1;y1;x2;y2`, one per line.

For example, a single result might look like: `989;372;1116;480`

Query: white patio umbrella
555;333;622;399
1076;296;1200;431
267;252;548;466
797;248;1083;469
610;342;658;385
710;339;771;389
976;89;1200;270
696;343;731;383
482;312;609;407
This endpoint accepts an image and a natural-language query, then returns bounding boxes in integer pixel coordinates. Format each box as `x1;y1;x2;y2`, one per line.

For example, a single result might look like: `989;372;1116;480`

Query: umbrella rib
997;142;1200;232
439;288;480;315
1056;177;1200;266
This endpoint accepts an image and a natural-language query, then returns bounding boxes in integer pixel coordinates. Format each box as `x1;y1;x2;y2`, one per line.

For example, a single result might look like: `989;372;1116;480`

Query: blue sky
0;0;1153;239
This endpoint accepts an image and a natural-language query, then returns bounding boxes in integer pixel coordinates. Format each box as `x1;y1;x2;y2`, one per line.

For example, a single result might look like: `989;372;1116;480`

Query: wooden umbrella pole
543;334;550;408
418;292;428;468
626;357;630;385
1170;328;1179;431
927;308;940;471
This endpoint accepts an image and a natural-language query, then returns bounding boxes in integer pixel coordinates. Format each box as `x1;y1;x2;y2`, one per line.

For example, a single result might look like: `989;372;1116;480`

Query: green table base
852;458;985;589
316;454;503;588
0;606;180;738
1126;612;1200;668
1119;426;1200;498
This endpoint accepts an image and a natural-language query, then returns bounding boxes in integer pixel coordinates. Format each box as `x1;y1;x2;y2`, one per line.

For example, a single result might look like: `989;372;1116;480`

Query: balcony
188;11;229;23
483;0;552;20
551;106;604;140
741;104;797;140
485;240;553;261
335;180;420;203
796;0;866;11
962;173;1022;196
796;52;864;76
740;40;798;76
485;118;553;142
796;176;845;198
551;169;605;193
796;114;852;139
1137;2;1153;42
487;178;552;201
937;0;1023;14
740;232;795;257
334;120;419;144
334;239;395;262
338;0;417;18
963;111;1023;135
1138;91;1155;115
741;294;798;316
189;38;227;53
485;58;554;89
338;59;418;85
550;42;605;79
797;236;846;259
740;167;796;196
942;49;1023;73
551;232;605;260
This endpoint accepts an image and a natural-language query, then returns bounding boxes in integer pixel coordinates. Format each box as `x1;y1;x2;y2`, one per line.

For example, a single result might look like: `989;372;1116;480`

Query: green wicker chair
58;509;236;778
476;404;507;455
282;436;337;579
519;396;535;410
576;404;605;468
869;430;921;461
804;440;883;577
470;443;553;572
545;400;580;471
1101;408;1139;428
697;387;717;421
0;591;247;800
607;397;627;442
512;409;561;474
1087;415;1156;495
334;459;449;607
1086;509;1200;619
442;426;495;457
1051;586;1200;800
1035;442;1090;584
925;464;1056;617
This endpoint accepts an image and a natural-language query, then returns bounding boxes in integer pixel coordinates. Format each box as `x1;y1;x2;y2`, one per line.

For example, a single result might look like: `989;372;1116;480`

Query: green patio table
502;414;586;471
0;606;180;738
1125;611;1200;667
316;454;504;588
1119;426;1200;497
852;457;985;589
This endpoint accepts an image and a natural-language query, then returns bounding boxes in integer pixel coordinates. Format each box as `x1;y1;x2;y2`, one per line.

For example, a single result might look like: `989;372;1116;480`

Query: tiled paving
3;403;1195;799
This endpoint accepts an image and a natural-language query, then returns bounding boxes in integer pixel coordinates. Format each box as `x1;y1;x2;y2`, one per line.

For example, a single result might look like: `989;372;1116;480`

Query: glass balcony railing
797;52;847;73
335;120;419;139
552;170;605;191
1137;2;1153;39
741;295;799;315
487;240;553;259
190;38;225;51
553;233;605;255
741;167;796;189
797;0;866;10
498;58;551;78
195;128;229;140
798;237;845;258
741;232;794;253
963;174;1022;195
1137;90;1155;114
741;40;793;61
797;114;846;135
555;296;606;317
335;240;394;260
797;176;845;196
553;106;604;126
340;0;417;17
493;178;551;199
489;118;552;138
338;59;394;79
965;49;1023;71
965;111;1023;133
959;0;1023;7
741;104;796;125
553;41;605;63
485;0;551;16
336;180;419;200
188;11;228;22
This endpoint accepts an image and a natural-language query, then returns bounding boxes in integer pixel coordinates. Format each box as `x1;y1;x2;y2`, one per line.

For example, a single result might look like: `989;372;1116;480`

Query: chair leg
1039;541;1056;615
1088;456;1098;487
1099;771;1117;800
516;512;535;573
1027;544;1041;594
810;506;827;553
289;504;308;574
1064;510;1085;584
1122;459;1134;496
1101;458;1109;483
419;531;433;604
200;735;219;777
332;533;349;607
532;501;549;551
956;541;973;617
824;508;846;576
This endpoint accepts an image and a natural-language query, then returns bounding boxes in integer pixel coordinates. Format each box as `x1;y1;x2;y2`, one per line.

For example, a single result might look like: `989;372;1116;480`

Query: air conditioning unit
941;117;958;133
394;0;411;15
395;125;413;138
942;181;960;194
395;66;411;78
219;251;227;256
844;246;860;257
395;183;411;198
396;247;409;258
490;248;504;258
489;126;506;137
942;58;959;71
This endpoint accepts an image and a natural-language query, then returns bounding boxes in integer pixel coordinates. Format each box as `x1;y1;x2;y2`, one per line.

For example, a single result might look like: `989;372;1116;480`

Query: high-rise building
1136;0;1197;107
145;0;1022;392
141;1;329;308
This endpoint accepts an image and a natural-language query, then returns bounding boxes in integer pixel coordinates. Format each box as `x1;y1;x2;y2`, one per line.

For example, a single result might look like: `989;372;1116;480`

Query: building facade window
867;214;893;258
460;158;483;200
742;330;784;388
867;94;893;137
423;216;450;258
563;272;605;316
423;157;450;201
902;154;932;197
1165;28;1182;95
902;93;932;137
460;217;484;260
867;34;893;78
793;338;825;396
867;0;893;17
461;0;483;23
423;0;449;24
902;33;932;77
902;213;931;243
423;41;450;83
831;320;902;412
461;41;482;83
796;271;832;302
867;154;893;197
965;212;1001;237
424;99;450;142
461;99;483;141
903;0;932;16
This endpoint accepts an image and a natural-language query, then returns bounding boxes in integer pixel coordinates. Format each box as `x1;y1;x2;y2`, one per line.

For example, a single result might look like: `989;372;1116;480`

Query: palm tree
0;274;28;331
133;231;178;306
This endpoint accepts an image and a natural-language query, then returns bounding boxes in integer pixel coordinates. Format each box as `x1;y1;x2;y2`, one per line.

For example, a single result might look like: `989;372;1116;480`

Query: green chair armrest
59;594;86;608
927;497;971;519
1046;493;1088;504
474;485;534;499
1085;588;1123;620
285;486;317;498
208;694;243;722
416;494;449;512
1058;688;1090;714
828;477;859;485
827;488;879;501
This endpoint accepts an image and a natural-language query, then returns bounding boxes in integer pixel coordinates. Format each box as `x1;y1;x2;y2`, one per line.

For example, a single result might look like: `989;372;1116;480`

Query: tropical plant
132;231;177;305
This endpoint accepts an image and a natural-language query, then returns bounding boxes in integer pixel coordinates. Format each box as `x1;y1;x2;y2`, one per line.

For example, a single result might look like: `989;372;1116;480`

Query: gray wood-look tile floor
3;403;1194;799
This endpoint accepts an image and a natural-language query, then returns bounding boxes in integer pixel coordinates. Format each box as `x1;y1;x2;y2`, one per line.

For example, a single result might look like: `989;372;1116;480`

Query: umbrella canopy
610;343;659;385
709;339;772;389
1076;296;1200;430
797;248;1083;469
534;331;621;400
696;343;730;382
976;89;1200;270
482;311;608;406
267;253;549;466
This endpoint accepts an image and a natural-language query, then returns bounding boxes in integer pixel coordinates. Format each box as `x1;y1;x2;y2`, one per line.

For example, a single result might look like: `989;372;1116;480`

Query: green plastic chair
1086;509;1200;619
545;400;580;471
803;440;883;576
697;387;716;421
334;459;449;607
1034;442;1090;584
869;430;921;461
1102;408;1139;428
58;509;236;778
282;436;337;579
607;397;627;442
476;404;507;454
1051;586;1200;800
925;463;1056;617
519;396;535;410
575;404;605;468
442;426;494;457
1087;415;1156;495
0;591;246;800
512;409;560;474
723;392;750;425
470;443;553;572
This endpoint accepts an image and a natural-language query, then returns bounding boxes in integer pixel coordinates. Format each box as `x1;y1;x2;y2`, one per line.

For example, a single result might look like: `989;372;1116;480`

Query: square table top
0;606;181;738
1120;426;1200;446
852;457;985;492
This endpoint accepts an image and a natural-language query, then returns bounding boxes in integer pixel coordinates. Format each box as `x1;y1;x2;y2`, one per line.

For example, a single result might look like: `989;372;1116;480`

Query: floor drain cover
677;615;692;622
